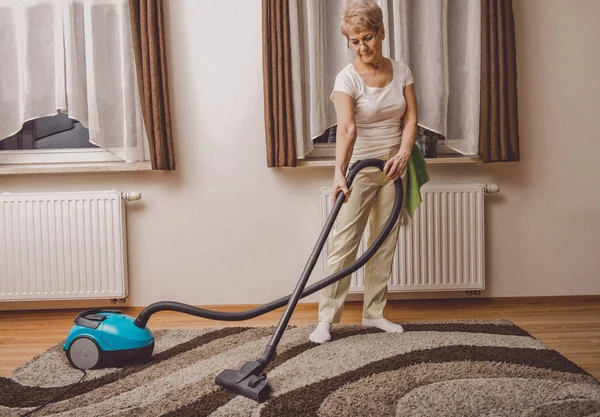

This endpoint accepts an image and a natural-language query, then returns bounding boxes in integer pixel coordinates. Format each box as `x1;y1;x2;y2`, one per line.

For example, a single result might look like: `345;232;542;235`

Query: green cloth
405;146;431;218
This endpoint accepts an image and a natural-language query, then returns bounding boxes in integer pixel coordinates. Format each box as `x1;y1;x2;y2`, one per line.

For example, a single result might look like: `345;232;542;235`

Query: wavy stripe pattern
2;320;599;417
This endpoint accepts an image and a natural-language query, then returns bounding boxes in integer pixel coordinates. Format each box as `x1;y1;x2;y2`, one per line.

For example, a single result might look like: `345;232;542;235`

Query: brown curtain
129;0;175;170
479;0;520;163
262;0;297;167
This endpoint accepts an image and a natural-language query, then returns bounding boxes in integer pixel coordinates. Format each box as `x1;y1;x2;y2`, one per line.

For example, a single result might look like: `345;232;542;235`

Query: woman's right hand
332;172;352;204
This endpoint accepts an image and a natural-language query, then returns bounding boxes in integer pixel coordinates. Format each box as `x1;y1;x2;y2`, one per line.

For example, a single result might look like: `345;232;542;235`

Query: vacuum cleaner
64;158;404;402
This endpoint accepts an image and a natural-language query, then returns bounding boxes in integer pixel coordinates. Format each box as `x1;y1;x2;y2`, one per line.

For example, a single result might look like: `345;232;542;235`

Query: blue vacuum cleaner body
64;309;154;369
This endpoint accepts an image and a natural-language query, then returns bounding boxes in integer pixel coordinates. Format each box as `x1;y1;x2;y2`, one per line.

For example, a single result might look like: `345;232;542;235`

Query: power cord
21;369;87;416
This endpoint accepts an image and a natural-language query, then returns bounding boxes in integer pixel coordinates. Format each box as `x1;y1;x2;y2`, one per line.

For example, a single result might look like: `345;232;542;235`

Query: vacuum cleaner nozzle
215;360;271;402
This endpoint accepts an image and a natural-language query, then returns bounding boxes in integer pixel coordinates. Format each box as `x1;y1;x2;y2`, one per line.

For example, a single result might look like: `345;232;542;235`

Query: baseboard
2;294;599;313
0;299;130;312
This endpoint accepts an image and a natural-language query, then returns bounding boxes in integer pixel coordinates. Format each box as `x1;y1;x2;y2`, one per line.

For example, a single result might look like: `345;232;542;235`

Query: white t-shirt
330;59;414;160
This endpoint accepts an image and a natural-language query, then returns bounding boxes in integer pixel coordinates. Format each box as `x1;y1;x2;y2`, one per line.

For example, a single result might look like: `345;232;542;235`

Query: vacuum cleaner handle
134;158;403;329
345;158;386;188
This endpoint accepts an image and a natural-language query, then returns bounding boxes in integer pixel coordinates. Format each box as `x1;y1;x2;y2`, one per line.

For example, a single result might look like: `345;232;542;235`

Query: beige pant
318;151;407;324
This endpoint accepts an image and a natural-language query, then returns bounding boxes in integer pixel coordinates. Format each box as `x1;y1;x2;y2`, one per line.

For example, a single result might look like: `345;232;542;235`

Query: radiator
319;184;499;292
0;190;141;301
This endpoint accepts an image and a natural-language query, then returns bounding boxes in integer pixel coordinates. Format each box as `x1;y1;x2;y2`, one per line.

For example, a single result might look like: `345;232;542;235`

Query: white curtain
0;0;146;162
290;0;481;157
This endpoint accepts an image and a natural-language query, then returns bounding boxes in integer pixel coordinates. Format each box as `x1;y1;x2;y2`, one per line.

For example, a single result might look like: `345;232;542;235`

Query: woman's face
347;27;384;65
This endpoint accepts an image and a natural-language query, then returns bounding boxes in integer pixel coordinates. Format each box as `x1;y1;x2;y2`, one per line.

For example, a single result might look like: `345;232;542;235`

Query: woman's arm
384;84;418;181
332;91;357;203
399;84;418;155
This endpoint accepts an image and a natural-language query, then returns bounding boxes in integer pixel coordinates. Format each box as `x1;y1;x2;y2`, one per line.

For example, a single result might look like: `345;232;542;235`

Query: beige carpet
2;320;600;416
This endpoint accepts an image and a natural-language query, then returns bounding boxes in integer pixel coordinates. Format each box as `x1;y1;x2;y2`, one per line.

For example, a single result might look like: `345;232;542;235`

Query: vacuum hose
134;158;403;329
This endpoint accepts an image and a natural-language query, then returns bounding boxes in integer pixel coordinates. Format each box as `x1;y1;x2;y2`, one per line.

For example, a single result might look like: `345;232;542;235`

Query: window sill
297;154;482;167
0;161;153;176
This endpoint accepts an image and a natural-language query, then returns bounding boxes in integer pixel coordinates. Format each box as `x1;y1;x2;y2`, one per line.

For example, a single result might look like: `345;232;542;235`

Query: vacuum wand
264;173;350;352
215;158;404;402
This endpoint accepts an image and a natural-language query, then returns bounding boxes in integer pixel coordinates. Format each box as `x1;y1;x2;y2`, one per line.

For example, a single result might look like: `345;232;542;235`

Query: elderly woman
310;0;420;343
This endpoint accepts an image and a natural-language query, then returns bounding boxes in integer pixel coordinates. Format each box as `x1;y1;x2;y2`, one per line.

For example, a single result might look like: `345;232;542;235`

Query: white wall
2;0;599;310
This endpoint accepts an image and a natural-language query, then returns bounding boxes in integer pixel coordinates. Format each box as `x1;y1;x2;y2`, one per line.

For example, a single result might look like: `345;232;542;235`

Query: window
1;113;94;151
289;1;482;161
0;0;150;174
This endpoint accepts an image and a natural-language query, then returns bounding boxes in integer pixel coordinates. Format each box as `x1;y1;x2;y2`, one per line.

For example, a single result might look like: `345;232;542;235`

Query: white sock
362;317;404;333
309;321;332;344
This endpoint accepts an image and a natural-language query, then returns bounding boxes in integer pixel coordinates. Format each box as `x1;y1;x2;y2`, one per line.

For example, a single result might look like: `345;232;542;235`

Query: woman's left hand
383;150;410;181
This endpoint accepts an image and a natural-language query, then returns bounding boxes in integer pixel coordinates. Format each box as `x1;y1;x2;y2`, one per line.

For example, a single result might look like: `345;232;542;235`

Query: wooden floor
1;296;599;379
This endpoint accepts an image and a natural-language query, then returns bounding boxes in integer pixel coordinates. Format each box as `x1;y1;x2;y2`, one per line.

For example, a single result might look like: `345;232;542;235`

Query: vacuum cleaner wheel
67;337;102;370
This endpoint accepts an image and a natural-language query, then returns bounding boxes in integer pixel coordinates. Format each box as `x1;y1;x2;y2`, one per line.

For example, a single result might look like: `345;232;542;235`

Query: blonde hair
340;0;384;38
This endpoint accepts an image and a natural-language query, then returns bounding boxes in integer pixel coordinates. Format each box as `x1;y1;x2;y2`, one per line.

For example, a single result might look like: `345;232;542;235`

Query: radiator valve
122;191;142;201
484;184;500;194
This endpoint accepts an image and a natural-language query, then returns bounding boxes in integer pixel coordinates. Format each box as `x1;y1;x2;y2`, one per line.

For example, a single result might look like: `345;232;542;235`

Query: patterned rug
2;320;600;416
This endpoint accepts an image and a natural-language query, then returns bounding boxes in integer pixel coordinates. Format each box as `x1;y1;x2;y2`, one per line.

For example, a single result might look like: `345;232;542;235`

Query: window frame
0;141;152;175
0;148;124;165
304;140;466;160
0;113;152;174
300;141;481;166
